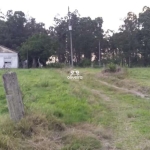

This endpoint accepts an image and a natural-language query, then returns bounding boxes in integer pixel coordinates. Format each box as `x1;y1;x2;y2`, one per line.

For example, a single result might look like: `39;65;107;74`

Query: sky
0;0;150;32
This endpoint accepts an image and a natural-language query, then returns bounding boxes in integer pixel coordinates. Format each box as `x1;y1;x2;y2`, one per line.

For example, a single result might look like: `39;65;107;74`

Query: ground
0;68;150;150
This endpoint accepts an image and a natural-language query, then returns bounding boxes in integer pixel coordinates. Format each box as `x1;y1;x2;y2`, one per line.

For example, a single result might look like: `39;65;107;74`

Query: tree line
0;6;150;67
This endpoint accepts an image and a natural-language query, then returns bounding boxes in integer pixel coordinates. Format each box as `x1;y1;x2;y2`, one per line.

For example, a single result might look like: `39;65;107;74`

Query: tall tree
6;10;27;49
119;12;138;67
138;6;150;66
20;33;55;67
52;10;104;64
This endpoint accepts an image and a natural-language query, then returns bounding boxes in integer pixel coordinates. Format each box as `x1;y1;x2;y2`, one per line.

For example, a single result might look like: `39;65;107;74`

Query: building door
4;62;11;68
4;58;11;68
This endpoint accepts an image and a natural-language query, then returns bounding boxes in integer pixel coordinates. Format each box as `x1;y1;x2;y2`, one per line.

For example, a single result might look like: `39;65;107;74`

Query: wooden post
2;72;24;122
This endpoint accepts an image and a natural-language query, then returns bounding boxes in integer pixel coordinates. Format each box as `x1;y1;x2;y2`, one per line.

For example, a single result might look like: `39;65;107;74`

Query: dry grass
97;69;150;99
1;68;150;149
61;123;114;150
0;110;66;150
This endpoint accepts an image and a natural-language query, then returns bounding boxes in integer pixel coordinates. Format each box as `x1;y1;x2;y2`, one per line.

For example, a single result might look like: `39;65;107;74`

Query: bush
107;63;117;72
78;58;91;67
46;63;65;68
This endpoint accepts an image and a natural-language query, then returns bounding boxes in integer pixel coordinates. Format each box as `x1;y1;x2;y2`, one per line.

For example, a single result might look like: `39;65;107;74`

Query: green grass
7;69;91;124
0;69;102;149
129;68;150;86
1;68;150;149
62;136;102;150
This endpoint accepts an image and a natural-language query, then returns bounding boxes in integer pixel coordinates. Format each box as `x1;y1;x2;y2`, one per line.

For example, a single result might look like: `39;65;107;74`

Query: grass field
0;68;150;150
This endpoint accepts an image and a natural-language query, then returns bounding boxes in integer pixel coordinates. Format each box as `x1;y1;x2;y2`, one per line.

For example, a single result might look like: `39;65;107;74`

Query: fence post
2;72;24;122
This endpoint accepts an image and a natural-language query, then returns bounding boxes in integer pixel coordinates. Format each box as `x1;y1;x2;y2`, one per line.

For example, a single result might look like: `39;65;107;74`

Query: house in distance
0;45;18;68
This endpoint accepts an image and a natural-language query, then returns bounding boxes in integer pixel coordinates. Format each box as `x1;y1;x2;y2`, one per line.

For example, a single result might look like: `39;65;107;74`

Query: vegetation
46;63;65;68
107;62;117;72
20;33;55;67
0;68;150;149
1;4;150;149
1;6;150;67
78;58;91;67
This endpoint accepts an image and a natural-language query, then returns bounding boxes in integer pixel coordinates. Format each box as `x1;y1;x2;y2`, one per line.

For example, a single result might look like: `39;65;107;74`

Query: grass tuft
62;136;102;150
38;79;50;87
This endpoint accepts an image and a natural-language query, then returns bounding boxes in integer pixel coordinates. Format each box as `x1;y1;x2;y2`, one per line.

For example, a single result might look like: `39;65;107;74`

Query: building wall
0;53;18;68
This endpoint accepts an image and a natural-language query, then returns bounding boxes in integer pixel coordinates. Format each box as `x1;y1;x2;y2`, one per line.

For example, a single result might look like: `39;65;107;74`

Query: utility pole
97;23;101;67
99;40;101;67
68;6;73;67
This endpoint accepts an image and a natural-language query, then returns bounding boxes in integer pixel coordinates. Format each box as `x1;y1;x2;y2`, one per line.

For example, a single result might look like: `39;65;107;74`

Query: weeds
0;111;65;150
62;136;102;150
1;68;150;149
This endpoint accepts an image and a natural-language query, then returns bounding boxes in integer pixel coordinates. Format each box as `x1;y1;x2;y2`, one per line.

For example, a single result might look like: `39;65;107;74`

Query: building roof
0;45;17;53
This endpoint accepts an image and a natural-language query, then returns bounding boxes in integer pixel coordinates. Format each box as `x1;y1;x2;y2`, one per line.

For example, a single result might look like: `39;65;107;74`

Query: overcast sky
0;0;150;32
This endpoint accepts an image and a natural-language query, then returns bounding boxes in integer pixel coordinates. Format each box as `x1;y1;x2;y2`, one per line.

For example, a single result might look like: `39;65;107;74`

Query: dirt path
81;79;145;150
81;82;141;150
98;80;149;99
58;69;150;149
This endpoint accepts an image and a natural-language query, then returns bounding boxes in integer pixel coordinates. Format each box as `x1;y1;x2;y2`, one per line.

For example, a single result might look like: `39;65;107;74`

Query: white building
0;45;18;68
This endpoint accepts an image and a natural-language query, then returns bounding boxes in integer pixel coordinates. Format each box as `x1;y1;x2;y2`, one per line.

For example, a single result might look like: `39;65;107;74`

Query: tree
52;10;104;65
138;6;150;66
119;12;138;67
20;33;55;67
5;10;27;49
25;17;47;37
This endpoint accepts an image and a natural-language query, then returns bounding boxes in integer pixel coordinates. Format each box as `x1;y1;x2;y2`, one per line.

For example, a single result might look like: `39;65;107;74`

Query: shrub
78;58;91;67
107;63;117;72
